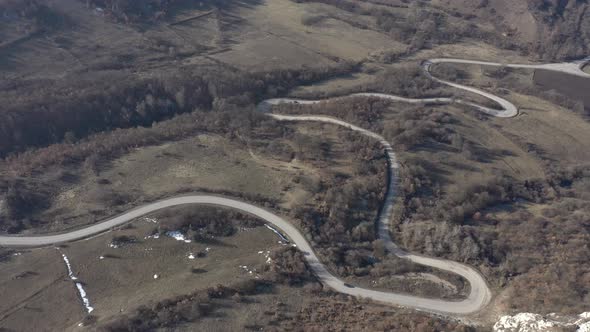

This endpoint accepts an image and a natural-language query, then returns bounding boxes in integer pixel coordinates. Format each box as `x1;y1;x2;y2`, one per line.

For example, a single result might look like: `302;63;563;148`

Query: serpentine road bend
1;57;588;315
422;57;590;117
260;57;589;118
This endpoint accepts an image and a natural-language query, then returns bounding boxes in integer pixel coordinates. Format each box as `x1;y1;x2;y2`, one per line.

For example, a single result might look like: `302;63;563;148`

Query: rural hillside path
1;57;588;315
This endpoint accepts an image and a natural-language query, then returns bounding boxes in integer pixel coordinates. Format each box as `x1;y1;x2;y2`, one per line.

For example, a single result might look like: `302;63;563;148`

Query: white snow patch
165;231;191;243
153;274;159;279
99;256;104;260
239;265;258;276
264;224;289;242
13;252;21;256
109;243;119;249
188;253;195;260
205;247;210;252
494;312;590;332
258;250;272;264
144;233;160;240
60;253;93;313
75;283;94;313
144;217;158;223
61;254;78;280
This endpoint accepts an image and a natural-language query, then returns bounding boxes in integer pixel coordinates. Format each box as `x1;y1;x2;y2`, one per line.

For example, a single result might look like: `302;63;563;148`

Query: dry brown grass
0;217;283;330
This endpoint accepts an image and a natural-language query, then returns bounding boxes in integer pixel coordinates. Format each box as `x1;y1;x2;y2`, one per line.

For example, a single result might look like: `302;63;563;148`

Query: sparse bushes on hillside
267;247;314;285
371;65;448;98
101;281;271;331
301;13;327;26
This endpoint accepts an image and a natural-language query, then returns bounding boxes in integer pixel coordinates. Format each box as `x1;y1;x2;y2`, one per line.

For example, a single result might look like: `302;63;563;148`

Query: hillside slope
431;0;589;60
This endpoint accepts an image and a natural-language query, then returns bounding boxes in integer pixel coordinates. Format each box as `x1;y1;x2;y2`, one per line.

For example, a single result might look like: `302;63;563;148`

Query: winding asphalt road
422;56;590;117
1;57;588;315
261;57;590;118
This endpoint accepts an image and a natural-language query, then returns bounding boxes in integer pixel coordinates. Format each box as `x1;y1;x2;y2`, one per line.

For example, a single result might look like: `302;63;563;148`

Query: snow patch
240;265;257;276
494;312;590;332
60;253;93;313
61;254;78;280
144;233;160;240
75;283;94;313
258;250;272;264
188;253;195;260
143;217;158;223
153;274;159;279
165;231;191;243
264;224;289;243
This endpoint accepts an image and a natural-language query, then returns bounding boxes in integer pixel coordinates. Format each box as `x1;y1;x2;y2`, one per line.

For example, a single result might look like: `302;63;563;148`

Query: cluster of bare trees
267;247;315;285
151;206;264;239
0;61;357;158
0;179;49;233
291;0;512;53
527;0;590;60
292;0;590;61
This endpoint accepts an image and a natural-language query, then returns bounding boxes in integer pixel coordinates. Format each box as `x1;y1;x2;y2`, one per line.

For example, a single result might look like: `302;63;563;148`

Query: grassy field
0;0;402;81
0;213;284;330
24;133;290;234
533;69;590;110
210;0;402;70
20;118;380;235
